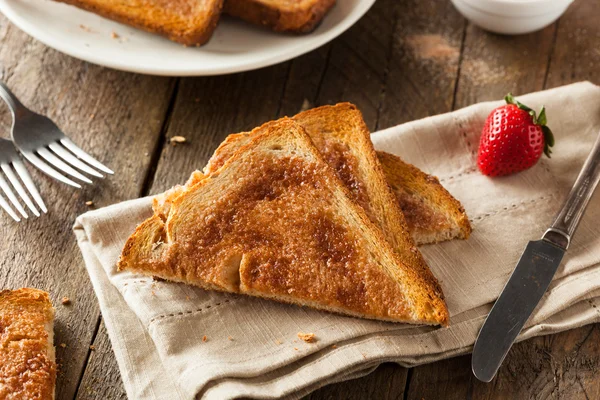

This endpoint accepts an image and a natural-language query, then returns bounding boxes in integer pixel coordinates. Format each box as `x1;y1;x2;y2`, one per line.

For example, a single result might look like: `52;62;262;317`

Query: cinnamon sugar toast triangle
119;119;448;325
377;151;471;244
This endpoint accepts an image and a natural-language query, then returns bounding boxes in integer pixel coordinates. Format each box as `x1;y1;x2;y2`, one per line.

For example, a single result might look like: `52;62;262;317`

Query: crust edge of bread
54;0;224;45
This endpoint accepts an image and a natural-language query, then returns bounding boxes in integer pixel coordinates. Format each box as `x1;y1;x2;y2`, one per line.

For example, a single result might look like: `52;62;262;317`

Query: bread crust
54;0;224;45
120;119;448;326
377;151;472;245
0;288;56;400
224;0;336;33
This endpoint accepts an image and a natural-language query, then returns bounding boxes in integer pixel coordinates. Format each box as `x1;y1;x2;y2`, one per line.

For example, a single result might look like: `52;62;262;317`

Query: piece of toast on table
224;0;336;33
54;0;224;45
377;151;471;245
0;288;56;400
121;119;448;325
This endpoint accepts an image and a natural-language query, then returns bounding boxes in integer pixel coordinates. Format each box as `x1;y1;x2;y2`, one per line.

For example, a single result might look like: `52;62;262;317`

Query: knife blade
472;130;600;383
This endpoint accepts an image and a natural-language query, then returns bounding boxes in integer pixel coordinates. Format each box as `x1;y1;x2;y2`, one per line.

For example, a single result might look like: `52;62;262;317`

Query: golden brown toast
202;104;435;275
198;104;471;246
377;151;471;245
121;119;448;325
0;288;56;400
224;0;336;33
54;0;224;45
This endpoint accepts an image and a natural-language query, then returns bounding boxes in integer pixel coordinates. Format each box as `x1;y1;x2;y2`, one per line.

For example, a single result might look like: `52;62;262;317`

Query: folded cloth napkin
74;82;600;400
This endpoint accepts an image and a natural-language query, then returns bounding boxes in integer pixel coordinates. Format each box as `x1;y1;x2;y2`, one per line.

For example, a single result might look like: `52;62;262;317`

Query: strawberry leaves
505;93;554;158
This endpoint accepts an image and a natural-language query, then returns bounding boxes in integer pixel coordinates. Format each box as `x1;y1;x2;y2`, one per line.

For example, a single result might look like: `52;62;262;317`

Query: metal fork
0;81;113;189
0;138;46;221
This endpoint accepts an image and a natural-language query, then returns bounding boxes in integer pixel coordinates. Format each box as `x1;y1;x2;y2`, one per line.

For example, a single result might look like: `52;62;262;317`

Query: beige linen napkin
74;82;600;400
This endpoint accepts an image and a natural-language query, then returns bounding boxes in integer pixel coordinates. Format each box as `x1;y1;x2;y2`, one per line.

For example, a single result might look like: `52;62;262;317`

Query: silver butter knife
472;130;600;382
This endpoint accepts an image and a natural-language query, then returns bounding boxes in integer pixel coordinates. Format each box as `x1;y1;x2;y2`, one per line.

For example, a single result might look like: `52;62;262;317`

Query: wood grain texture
307;363;408;400
75;321;127;399
377;0;466;129
0;16;174;400
545;0;600;87
313;0;400;130
453;23;556;109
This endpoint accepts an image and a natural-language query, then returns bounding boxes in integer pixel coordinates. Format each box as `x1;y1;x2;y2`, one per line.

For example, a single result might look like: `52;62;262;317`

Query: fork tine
0;172;27;218
0;192;20;222
48;142;104;178
13;160;47;213
60;138;113;175
1;163;39;217
37;148;93;184
22;151;82;189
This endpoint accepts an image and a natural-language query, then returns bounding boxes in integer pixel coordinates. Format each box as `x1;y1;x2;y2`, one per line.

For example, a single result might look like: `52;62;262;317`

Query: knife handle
543;131;600;249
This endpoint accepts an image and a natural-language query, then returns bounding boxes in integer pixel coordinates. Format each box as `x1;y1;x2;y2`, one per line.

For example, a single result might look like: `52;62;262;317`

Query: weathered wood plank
0;17;174;399
307;363;408;400
149;65;290;195
377;0;466;129
453;23;556;110
314;0;400;131
75;321;128;399
545;0;600;87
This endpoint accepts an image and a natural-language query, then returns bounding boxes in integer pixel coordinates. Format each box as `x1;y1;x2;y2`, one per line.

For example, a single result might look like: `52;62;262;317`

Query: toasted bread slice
377;151;471;245
121;119;448;325
224;0;335;33
202;104;436;276
0;288;56;400
54;0;224;45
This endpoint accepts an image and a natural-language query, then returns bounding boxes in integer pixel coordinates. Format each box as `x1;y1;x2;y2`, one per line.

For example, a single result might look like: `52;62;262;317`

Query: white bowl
451;0;573;35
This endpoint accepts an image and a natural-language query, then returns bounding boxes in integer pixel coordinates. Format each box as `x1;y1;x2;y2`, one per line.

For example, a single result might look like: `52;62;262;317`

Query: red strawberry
477;93;554;177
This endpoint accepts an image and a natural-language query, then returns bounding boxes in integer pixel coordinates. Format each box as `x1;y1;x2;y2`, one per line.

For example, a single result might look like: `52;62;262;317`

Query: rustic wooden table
1;0;598;398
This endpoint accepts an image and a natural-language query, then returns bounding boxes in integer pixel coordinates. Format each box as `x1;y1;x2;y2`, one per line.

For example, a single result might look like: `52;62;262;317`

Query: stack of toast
54;0;337;45
119;103;470;326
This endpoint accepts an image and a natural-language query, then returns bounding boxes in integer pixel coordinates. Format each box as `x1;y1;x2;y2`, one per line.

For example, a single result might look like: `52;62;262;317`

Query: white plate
0;0;375;76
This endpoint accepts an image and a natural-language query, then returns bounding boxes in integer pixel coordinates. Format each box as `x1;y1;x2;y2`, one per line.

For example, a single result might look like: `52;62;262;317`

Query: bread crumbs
170;136;187;145
89;345;96;351
297;332;316;343
60;343;67;348
202;335;208;342
85;201;94;207
61;297;71;305
275;340;282;345
111;31;120;39
293;347;298;351
228;336;233;341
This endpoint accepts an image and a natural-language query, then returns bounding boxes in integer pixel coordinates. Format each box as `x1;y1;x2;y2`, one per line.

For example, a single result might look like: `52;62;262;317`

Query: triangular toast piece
377;151;471;244
120;119;448;325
